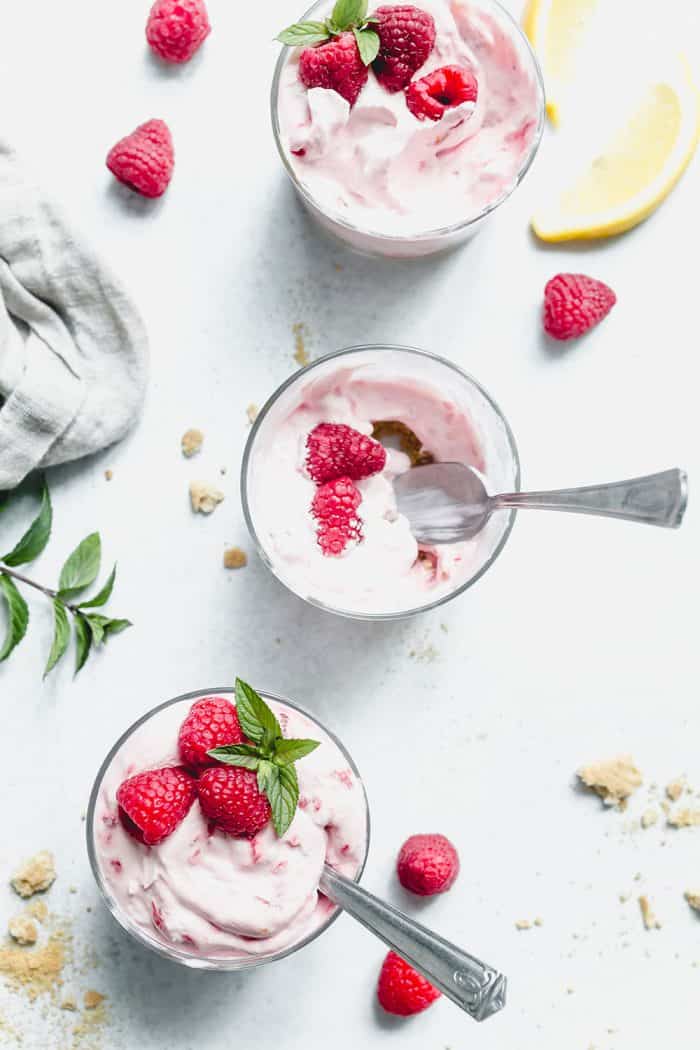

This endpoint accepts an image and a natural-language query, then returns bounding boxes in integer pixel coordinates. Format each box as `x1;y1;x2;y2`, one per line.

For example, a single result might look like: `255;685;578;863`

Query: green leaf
353;27;380;65
0;574;29;662
44;600;70;677
58;533;101;599
2;478;52;567
208;743;260;761
0;492;10;514
74;614;92;674
276;20;331;46
235;679;281;745
78;565;116;609
273;738;321;766
85;614;106;646
267;764;300;837
207;749;260;771
103;618;132;639
330;0;367;30
257;759;278;797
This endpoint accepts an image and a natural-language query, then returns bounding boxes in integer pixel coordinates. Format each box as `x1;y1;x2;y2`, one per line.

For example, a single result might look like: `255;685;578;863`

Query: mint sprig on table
277;0;380;66
0;477;131;677
209;679;320;837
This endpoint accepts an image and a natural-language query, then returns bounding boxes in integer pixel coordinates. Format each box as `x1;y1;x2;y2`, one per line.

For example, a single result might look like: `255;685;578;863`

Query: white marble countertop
1;0;699;1047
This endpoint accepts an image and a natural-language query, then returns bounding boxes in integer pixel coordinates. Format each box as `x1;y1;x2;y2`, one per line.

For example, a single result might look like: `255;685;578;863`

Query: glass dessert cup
241;344;520;621
270;0;545;259
86;688;370;971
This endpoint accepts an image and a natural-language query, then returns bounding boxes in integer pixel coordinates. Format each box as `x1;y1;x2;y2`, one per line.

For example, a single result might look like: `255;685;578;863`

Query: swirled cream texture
93;698;367;961
277;0;542;237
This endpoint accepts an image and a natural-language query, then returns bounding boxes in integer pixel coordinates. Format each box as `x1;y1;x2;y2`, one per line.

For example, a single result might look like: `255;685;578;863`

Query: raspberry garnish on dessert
311;476;363;556
146;0;211;64
372;5;436;91
178;695;245;770
377;951;442;1015
543;273;617;341
106;119;174;198
397;833;459;895
306;422;386;483
116;766;197;845
198;766;272;837
406;65;478;121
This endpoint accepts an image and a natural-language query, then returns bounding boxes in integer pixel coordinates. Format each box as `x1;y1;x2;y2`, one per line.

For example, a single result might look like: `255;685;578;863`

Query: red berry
406;65;478;121
372;5;436;92
106;119;174;198
377;952;441;1016
306;423;386;484
299;32;369;107
146;0;211;64
397;833;460;896
116;766;197;845
311;476;363;556
178;696;245;770
543;273;617;341
198;766;271;838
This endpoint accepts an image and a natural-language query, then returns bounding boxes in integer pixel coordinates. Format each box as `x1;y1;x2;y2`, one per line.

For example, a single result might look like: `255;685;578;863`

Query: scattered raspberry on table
106;119;174;198
397;833;460;895
146;0;211;64
543;273;617;340
377;951;442;1015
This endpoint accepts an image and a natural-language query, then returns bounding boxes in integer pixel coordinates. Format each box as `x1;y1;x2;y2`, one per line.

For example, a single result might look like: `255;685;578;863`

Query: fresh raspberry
543;273;617;341
106;119;174;198
116;767;197;845
397;834;460;896
146;0;211;64
178;696;245;770
377;952;441;1016
198;766;271;838
372;6;436;92
406;65;478;121
311;476;363;556
306;423;386;484
299;32;368;107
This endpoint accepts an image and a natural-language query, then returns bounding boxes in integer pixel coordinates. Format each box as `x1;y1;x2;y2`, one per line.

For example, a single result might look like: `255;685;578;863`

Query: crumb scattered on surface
181;428;204;458
8;915;38;946
11;852;56;899
26;899;48;923
61;995;78;1011
189;481;224;514
684;891;700;912
0;933;66;998
246;403;259;424
293;323;310;367
83;990;105;1010
666;779;685;802
534;916;544;926
639;895;661;930
668;809;700;828
641;808;658;829
409;642;439;663
577;756;642;807
515;919;532;930
104;469;113;482
223;547;247;570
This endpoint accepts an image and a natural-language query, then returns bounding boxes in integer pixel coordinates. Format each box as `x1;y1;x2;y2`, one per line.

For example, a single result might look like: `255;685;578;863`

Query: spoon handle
319;866;507;1021
493;469;687;528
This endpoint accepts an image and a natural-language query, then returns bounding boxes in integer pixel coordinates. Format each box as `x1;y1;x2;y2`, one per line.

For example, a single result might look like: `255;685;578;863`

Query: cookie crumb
223;547;247;570
534;917;544;926
84;990;105;1009
181;428;204;458
189;481;224;515
61;995;78;1011
246;403;259;425
666;779;685;802
11;851;56;898
639;895;661;930
293;323;310;367
577;756;642;807
8;915;38;946
26;900;48;923
104;469;113;481
515;919;532;930
668;809;700;829
685;891;700;912
641;808;658;829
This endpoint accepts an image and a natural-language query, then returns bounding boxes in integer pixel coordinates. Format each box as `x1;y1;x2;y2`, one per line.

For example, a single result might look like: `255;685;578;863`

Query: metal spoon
320;865;506;1021
393;465;688;545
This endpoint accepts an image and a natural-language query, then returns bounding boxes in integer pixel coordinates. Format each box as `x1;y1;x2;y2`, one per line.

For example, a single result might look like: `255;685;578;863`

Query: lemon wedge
522;0;600;124
532;58;700;242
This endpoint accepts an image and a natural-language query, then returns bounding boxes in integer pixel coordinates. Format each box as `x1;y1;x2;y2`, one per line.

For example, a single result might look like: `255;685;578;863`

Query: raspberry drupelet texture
306;423;386;484
372;5;436;92
198;766;272;838
311;476;363;556
299;32;369;106
406;65;478;121
543;273;617;340
146;0;211;63
178;696;245;770
377;951;442;1015
116;767;197;845
397;833;460;895
106;119;174;198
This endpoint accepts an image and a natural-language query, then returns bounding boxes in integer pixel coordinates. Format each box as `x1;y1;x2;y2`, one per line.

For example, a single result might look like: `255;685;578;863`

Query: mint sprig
276;0;380;66
208;678;320;837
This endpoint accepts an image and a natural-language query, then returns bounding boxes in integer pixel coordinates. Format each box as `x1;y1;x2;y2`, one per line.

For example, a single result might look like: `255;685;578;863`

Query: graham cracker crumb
684;891;700;912
666;779;685;802
83;990;105;1010
181;428;204;458
577;756;642;807
641;808;658;829
639;895;661;930
104;469;113;482
371;419;434;467
0;932;66;999
534;917;544;926
61;995;78;1011
515;919;532;930
223;547;247;570
26;900;48;923
246;403;259;425
189;481;224;515
11;852;56;899
292;323;310;367
668;809;700;828
8;915;38;946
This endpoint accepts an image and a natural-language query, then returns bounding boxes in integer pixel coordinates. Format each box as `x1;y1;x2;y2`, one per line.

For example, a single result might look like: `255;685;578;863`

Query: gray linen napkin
0;140;148;490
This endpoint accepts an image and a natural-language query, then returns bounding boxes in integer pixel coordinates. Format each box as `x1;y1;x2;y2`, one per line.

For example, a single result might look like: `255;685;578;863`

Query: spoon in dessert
393;465;688;545
320;865;506;1021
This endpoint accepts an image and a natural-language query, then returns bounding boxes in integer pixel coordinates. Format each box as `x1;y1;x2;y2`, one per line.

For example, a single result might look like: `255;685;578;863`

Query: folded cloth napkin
0;140;148;491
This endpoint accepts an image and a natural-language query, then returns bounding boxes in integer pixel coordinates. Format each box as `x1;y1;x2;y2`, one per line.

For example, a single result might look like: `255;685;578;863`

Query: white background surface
1;1;699;1047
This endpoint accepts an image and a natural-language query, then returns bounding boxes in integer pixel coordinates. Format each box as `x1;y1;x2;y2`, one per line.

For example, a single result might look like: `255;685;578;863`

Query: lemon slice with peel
532;57;700;242
523;0;600;124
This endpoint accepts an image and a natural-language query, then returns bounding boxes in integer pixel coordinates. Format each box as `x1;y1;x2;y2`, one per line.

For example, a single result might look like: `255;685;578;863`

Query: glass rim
86;686;371;971
269;0;546;245
240;343;521;621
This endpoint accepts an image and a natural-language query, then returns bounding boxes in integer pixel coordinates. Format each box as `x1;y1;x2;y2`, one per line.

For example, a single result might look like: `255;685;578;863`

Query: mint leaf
267;764;300;837
0;492;10;514
207;750;260;771
2;478;52;567
276;20;331;46
257;759;278;797
85;614;107;646
78;565;116;609
0;574;29;661
235;679;281;745
58;533;101;599
330;0;368;31
353;27;380;65
74;614;92;674
273;738;320;766
44;599;70;677
208;743;260;761
102;618;132;638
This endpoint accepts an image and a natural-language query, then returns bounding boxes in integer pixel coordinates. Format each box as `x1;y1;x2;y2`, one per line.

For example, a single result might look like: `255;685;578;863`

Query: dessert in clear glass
271;0;545;257
87;687;369;970
241;344;520;619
